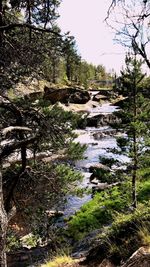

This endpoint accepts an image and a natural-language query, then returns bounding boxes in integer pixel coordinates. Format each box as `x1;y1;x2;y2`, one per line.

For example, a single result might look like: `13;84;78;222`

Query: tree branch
0;136;38;161
1;126;32;137
0;23;61;36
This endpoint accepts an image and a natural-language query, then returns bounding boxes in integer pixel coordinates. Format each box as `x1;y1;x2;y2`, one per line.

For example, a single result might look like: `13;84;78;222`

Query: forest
0;0;150;267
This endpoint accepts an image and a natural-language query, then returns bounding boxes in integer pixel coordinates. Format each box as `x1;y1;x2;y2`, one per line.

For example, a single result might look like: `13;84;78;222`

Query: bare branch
0;136;38;161
1;126;32;137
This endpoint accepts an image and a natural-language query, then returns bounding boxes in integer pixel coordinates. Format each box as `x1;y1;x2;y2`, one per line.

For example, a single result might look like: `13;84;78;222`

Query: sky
58;0;126;73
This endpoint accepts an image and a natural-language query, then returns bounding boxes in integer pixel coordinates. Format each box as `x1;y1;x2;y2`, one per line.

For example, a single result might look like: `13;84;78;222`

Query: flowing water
56;100;129;218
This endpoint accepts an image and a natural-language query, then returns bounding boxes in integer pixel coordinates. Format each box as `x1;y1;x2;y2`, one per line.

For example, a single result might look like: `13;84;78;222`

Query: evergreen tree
115;54;149;208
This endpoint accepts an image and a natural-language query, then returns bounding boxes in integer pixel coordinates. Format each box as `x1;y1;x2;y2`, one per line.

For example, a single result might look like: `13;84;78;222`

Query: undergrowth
67;180;150;241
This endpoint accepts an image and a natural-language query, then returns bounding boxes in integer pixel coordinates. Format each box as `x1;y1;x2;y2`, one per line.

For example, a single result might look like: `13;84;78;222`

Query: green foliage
91;168;114;183
67;184;130;240
67;178;150;241
101;203;150;262
99;156;119;168
137;180;150;202
112;54;150;208
66;142;87;161
6;230;21;252
116;136;128;152
42;104;87;130
54;164;83;189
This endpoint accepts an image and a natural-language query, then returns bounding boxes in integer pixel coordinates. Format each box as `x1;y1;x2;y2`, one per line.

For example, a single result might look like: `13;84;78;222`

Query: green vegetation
113;54;150;208
68;184;130;240
66;142;87;161
101;203;150;262
67;178;150;240
41;255;78;267
0;1;150;266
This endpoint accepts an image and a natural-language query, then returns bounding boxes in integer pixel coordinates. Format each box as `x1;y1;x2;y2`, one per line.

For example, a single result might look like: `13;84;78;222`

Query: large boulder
43;87;69;103
93;93;108;102
24;91;43;101
43;86;90;104
89;163;110;173
69;90;90;104
87;113;121;127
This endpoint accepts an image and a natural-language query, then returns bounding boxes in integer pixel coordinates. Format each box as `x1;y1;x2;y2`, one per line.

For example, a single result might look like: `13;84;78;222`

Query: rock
90;178;100;185
98;259;115;267
89;163;110;173
87;113;121;127
7;244;54;267
113;97;128;107
72;229;101;259
92;182;121;193
93;93;108;102
43;87;69;103
44;86;55;94
45;210;64;218
93;129;117;140
121;246;150;267
43;86;90;104
69;90;90;104
24;91;43;101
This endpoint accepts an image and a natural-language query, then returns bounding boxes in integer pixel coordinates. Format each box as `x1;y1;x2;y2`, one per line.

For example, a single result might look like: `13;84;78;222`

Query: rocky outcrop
92;182;121;193
93;93;108;102
89;163;110;173
87;113;121;127
121;246;150;267
91;89;112;97
93;129;118;139
43;86;90;104
7;244;54;267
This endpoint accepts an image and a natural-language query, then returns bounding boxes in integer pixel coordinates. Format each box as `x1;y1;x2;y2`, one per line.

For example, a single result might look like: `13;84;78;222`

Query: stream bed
55;101;129;218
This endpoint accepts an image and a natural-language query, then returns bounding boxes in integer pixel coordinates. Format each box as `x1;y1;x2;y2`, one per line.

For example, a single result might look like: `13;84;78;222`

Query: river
56;99;129;218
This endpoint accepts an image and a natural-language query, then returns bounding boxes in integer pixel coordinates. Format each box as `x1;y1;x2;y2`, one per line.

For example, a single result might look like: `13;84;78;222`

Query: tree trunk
0;169;8;267
132;130;137;208
0;0;3;52
66;57;71;81
132;56;138;209
52;58;56;84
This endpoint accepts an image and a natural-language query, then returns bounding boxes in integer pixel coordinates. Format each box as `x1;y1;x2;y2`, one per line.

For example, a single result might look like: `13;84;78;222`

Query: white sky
58;0;126;73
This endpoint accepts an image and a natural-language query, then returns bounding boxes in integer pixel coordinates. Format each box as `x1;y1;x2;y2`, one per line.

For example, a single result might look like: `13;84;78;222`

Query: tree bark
0;0;3;54
132;55;138;209
132;130;137;208
0;169;8;267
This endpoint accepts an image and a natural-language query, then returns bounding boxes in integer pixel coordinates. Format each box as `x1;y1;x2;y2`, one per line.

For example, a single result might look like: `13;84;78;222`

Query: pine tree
115;53;149;208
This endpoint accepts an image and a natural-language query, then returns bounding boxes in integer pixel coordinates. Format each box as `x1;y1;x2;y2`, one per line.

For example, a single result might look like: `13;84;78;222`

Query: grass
138;226;150;246
41;256;79;267
83;202;150;265
67;184;130;240
67;179;150;241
